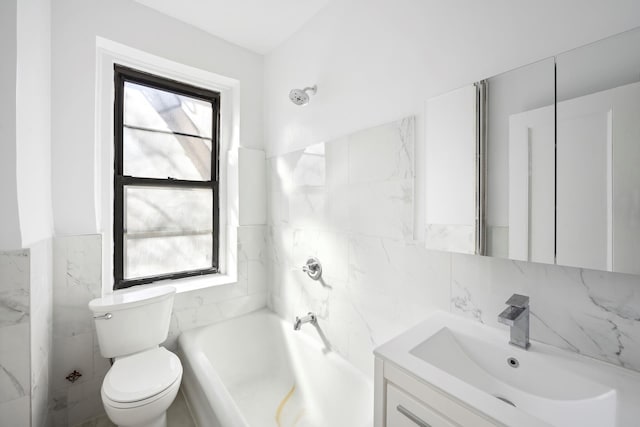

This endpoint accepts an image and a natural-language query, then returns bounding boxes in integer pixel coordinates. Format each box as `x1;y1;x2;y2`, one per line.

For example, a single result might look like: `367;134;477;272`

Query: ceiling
134;0;331;54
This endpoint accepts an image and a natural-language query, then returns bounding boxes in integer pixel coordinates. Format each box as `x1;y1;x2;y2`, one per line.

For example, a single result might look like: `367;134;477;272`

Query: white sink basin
375;311;640;427
410;327;615;426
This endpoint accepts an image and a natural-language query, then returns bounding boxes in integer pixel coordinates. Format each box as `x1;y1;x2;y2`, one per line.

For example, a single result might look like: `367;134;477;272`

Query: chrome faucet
498;294;530;350
294;312;317;331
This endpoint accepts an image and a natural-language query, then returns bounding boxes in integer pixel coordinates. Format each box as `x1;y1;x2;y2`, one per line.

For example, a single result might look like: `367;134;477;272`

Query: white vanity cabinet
374;357;503;427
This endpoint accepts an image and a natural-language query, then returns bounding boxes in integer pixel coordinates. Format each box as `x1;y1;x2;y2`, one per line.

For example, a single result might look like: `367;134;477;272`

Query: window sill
116;272;238;296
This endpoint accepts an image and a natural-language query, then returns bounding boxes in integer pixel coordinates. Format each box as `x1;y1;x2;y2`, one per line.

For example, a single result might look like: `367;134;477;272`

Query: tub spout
294;312;317;331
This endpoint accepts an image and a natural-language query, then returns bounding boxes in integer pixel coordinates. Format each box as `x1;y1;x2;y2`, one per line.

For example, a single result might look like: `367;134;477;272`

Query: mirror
485;58;556;262
424;27;640;275
556;28;640;274
424;84;480;254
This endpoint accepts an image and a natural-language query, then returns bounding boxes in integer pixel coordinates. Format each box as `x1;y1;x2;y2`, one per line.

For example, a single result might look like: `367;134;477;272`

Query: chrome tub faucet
294;312;317;331
498;294;530;350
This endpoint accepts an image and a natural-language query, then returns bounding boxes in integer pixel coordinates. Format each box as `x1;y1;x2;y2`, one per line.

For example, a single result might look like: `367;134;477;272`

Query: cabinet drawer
386;383;459;427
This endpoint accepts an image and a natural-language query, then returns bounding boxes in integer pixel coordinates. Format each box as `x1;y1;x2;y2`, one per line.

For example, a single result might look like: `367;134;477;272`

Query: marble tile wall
50;235;105;427
266;116;640;378
0;250;31;425
30;239;53;427
450;253;640;372
266;117;452;376
50;226;267;426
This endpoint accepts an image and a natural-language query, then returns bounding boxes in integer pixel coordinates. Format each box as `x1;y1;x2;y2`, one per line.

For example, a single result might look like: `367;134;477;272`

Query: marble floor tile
73;390;195;427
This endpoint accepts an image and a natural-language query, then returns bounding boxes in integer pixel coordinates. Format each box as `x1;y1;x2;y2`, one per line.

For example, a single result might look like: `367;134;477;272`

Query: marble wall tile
266;226;295;266
348;117;414;184
266;116;428;377
1;243;54;427
217;292;268;319
325;139;349;192
0;323;30;404
0;395;30;427
267;238;451;377
0;250;30;328
32;363;49;427
345;237;451;374
450;253;640;371
52;333;94;392
0;249;31;426
348;179;413;240
238;225;267;263
247;260;268;295
53;236;102;340
287;188;329;230
49;388;68;426
29;239;53;427
267;117;415;239
293;229;349;283
50;235;103;426
66;377;104;427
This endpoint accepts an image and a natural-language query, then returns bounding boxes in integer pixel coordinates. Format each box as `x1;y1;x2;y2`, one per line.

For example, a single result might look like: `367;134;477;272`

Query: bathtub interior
195;310;374;427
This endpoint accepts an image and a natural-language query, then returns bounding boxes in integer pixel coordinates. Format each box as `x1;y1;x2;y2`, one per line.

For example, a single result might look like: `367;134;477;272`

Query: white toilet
89;286;182;427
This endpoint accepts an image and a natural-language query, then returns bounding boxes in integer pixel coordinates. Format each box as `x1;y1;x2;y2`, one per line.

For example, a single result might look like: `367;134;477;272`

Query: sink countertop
374;311;640;427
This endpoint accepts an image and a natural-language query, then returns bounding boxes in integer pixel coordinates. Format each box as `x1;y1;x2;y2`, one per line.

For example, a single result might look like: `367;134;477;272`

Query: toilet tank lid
89;286;176;313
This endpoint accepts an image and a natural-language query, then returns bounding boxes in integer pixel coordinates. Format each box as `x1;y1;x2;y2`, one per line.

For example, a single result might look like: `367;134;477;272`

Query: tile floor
74;389;196;427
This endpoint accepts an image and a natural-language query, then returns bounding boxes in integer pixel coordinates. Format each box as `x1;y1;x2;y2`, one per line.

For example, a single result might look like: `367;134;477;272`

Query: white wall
51;0;264;236
0;0;22;250
1;0;54;251
264;0;640;157
16;0;53;248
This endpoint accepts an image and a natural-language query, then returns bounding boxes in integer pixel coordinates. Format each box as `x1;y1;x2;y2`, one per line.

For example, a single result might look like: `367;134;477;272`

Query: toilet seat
102;347;183;406
103;376;181;410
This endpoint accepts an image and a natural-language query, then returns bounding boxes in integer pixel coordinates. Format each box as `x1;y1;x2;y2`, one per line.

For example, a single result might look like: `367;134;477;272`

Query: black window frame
113;64;220;290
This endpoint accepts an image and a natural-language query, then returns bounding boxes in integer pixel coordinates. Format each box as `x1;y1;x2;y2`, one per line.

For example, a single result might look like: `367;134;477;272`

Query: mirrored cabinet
424;26;640;275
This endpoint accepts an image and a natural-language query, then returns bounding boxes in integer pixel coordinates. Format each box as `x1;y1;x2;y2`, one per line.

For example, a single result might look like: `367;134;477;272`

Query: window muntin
114;65;220;289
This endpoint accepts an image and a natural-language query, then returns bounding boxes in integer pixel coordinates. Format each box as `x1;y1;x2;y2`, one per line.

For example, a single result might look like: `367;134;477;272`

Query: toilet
89;286;182;427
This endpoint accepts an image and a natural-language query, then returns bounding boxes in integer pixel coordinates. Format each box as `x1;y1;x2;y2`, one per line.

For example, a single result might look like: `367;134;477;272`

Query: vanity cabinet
375;357;503;427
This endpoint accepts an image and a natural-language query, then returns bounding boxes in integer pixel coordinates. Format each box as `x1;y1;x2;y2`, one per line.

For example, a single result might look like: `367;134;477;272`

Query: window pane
125;233;212;279
123;127;211;180
123;186;213;280
125;186;212;234
124;81;212;139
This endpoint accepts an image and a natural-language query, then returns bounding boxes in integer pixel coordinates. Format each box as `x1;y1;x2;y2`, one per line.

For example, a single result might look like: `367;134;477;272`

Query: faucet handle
505;294;529;308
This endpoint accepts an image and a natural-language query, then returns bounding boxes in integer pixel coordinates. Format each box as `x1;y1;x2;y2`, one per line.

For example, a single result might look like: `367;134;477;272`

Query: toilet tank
89;286;176;358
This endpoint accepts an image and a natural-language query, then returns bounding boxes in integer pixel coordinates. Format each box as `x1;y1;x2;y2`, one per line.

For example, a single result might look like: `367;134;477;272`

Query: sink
410;327;616;427
375;311;640;427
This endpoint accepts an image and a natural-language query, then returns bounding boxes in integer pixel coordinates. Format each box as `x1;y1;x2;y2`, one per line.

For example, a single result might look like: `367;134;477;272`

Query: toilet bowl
89;287;182;427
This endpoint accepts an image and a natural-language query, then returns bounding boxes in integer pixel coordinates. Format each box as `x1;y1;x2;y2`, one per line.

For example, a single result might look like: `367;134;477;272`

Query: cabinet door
386;384;459;427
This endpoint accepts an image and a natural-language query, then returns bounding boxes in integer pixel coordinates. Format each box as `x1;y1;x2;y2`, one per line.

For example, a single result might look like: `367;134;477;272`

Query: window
113;65;220;289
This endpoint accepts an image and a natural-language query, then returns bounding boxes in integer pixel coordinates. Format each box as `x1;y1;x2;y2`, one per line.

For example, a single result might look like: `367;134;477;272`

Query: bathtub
177;309;374;427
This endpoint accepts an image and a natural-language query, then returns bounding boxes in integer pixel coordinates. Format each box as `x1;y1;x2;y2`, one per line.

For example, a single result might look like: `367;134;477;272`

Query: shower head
289;85;317;106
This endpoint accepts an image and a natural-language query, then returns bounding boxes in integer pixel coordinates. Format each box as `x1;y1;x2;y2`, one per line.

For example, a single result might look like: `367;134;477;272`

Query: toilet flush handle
94;312;113;320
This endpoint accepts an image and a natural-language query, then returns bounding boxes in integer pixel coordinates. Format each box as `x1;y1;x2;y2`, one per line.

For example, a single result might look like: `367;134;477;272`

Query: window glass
125;234;213;280
123;128;211;180
124;81;213;138
125;186;212;234
114;66;219;288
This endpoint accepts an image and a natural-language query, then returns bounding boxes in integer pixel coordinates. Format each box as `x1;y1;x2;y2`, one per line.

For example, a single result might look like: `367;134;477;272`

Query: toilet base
118;412;166;427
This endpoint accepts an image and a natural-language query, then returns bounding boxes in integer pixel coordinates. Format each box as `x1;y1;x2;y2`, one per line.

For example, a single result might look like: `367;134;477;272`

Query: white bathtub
177;309;373;427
